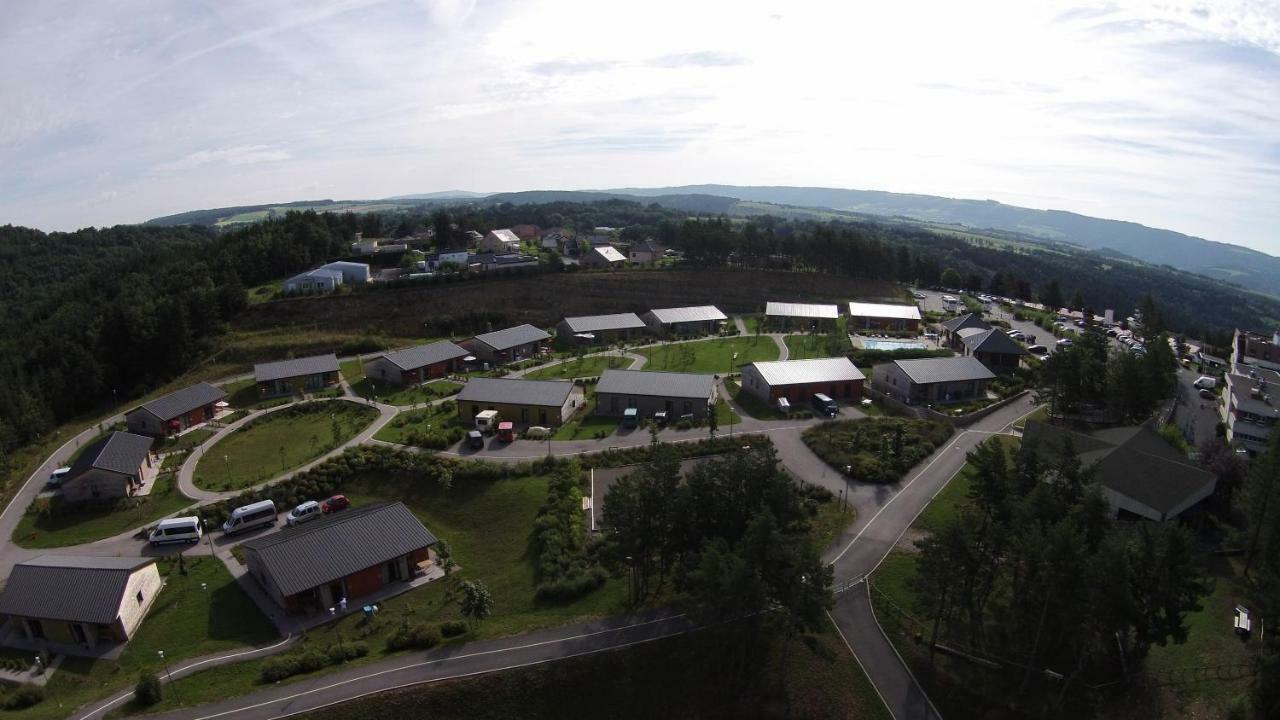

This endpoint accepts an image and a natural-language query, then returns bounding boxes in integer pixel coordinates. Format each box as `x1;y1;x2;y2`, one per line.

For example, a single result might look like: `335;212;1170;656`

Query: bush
134;672;163;706
847;347;952;368
439;620;468;638
325;641;369;664
3;685;44;710
802;417;953;484
535;567;608;602
261;655;300;682
386;623;442;651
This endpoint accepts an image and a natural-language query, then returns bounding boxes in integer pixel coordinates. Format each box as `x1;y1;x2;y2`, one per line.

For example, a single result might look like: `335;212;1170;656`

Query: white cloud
153;145;292;174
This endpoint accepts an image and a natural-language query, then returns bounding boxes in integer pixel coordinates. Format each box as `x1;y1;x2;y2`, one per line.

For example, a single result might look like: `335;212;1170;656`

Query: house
468;324;550;365
426;249;470;270
457;377;584;427
542;229;575;254
581;245;627;268
254;354;341;398
594;369;716;420
1021;421;1217;521
764;301;839;332
464;230;484;247
958;329;1027;370
363;341;469;385
479;229;522;254
283;268;344;294
351;237;381;255
60;431;155;503
939;313;992;347
319;261;371;285
642;306;727;336
847;302;922;332
629;238;663;266
242;502;438;614
511;224;540;240
0;556;161;652
872;356;995;405
125;382;226;437
557;313;647;344
740;357;865;404
1221;365;1280;454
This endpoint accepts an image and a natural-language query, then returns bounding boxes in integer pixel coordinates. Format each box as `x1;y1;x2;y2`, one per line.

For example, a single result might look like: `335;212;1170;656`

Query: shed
60;431;155;504
872;356;995;405
847;302;922;331
468;324;550;364
764;301;839;331
556;313;646;344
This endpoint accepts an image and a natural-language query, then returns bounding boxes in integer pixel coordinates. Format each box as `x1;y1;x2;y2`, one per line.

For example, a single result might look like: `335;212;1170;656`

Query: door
386;558;404;582
71;623;88;645
539;409;547;425
28;619;44;640
327;580;345;606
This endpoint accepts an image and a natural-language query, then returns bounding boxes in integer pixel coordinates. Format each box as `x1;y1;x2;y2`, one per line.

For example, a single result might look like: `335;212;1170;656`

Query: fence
865;386;1031;428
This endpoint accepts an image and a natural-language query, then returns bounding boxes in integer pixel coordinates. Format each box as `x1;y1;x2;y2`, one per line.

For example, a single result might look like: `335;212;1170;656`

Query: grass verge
637;336;778;374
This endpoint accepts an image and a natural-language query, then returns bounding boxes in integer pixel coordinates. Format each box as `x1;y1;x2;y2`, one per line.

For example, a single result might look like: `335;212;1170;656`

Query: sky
2;0;1279;253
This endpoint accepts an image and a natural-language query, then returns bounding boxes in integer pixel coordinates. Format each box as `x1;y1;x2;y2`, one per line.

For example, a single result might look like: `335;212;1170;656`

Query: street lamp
158;649;179;702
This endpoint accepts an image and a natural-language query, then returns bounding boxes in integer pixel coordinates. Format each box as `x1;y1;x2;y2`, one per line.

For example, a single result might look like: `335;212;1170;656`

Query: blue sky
2;0;1278;254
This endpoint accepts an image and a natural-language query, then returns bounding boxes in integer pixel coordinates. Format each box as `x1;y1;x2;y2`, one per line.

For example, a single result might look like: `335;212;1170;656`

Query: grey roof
940;313;991;334
458;377;576;407
131;382;226;422
595;369;715;399
962;329;1028;356
646;306;728;325
748;357;865;386
255;354;340;383
765;301;838;319
379;341;469;371
0;555;156;624
561;313;646;333
68;431;153;479
847;302;921;321
474;324;550;351
286;268;343;284
241;502;437;597
894;357;996;385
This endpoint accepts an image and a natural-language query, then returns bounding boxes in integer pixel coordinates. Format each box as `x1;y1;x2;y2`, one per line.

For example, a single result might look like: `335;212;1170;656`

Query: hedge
260;642;368;682
847;347;953;368
386;623;441;652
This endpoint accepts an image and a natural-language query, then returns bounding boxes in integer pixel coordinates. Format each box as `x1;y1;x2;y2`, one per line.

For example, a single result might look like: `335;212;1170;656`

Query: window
136;590;145;605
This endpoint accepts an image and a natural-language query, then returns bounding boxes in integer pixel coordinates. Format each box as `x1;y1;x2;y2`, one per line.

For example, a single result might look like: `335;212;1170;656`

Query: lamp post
158;649;179;703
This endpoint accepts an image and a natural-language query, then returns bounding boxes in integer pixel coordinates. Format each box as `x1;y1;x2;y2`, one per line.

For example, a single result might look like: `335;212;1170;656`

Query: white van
150;516;203;545
475;409;500;433
48;467;71;488
1193;376;1217;390
776;397;791;413
286;500;321;527
222;499;277;535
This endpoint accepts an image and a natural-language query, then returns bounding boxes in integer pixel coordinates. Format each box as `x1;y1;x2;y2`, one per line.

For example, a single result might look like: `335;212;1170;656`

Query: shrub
439;620;468;638
386;623;442;651
802;417;953;484
3;685;44;710
847;347;952;368
325;641;369;664
261;655;300;682
134;672;163;706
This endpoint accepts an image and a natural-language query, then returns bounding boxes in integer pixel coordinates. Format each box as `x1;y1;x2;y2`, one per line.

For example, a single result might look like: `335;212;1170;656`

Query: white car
1027;345;1049;356
286;500;321;526
1193;376;1217;390
1056;338;1073;347
912;291;926;300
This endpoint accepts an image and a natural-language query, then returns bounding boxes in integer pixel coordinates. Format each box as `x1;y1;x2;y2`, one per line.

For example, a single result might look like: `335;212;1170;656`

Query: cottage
594;369;716;420
464;230;484;247
764;301;839;332
242;502;438;613
541;230;570;252
740;357;865;405
479;229;522;254
1022;421;1217;521
457;377;583;427
557;313;646;344
642;306;727;336
581;245;626;268
629;238;664;266
939;313;992;347
872;356;995;405
468;324;550;365
847;302;922;332
254;354;341;398
283;268;344;294
958;329;1027;370
60;431;155;503
0;556;162;653
125;382;226;437
363;341;469;385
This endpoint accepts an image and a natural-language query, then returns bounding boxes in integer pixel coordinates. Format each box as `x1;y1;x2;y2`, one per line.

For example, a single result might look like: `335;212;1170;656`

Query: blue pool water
860;339;927;351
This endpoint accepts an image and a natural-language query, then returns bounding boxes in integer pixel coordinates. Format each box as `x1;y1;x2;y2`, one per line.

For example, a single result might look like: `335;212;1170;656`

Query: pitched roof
940;313;992;334
0;555;156;624
286;268;344;284
748;357;865;386
894;356;996;385
379;341;469;371
765;301;839;319
632;238;662;253
962;329;1028;356
457;377;577;407
646;306;728;324
255;354;340;383
487;229;521;245
241;502;437;597
847;302;921;321
473;324;550;351
68;431;153;479
1022;421;1216;517
561;313;646;333
131;382;226;422
595;369;715;399
591;246;626;262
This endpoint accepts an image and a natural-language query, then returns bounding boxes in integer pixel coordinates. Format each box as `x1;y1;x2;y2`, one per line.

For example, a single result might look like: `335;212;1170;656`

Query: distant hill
387;190;489;200
603;184;1280;296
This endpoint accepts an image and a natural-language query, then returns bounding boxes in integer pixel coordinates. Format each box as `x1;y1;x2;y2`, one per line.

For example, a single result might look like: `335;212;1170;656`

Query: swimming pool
858;339;928;351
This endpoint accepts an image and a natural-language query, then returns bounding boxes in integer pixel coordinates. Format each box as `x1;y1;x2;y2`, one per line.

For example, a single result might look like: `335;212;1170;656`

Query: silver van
150;516;203;545
222;499;277;535
286;500;321;527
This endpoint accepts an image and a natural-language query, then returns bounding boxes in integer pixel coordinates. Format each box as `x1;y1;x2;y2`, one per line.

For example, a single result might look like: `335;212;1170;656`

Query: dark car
467;430;484;450
321;494;350;514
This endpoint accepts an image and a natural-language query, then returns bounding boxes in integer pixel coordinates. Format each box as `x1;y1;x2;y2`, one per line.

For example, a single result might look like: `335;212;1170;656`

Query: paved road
1171;366;1221;449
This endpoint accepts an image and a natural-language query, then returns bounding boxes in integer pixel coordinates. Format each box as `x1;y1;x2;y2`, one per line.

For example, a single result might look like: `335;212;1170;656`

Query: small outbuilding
872;356;995;405
468;324;550;365
593;369;716;420
60;431;155;503
557;313;647;344
363;341;469;385
457;377;584;427
847;302;922;332
125;382;226;437
642;306;727;336
740;357;865;404
764;301;839;332
254;354;341;398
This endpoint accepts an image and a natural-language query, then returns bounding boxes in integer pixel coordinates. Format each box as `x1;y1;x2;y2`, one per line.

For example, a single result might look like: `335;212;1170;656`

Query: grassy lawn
131;470;631;715
192;402;378;492
553;390;618;440
1013;405;1048;430
373;403;463;445
339;358;365;383
14;471;195;549
17;556;276;720
638;336;778;374
218;378;290;411
350;378;461;407
155;429;216;455
524;354;631;380
713;398;740;427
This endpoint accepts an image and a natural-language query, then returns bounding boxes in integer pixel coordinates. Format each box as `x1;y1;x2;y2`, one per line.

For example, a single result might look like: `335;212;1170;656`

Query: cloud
649;51;744;68
152;145;292;174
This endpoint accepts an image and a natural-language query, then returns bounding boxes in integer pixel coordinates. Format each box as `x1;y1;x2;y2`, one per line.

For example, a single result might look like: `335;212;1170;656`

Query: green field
638;337;778;374
553;390;618;440
373;402;462;444
525;354;632;380
14;471;196;549
193;402;378;491
784;333;850;360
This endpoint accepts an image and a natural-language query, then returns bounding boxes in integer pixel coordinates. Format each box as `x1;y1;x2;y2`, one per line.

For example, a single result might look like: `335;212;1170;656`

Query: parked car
223;499;277;535
1026;345;1049;356
321;494;350;514
1007;331;1025;341
1199;388;1215;400
912;291;926;300
286;500;321;526
496;421;515;442
653;411;669;427
1056;338;1073;347
47;466;70;488
467;430;484;450
149;516;202;546
812;393;838;417
474;409;499;434
524;426;551;440
621;408;639;429
1193;376;1217;390
776;397;791;413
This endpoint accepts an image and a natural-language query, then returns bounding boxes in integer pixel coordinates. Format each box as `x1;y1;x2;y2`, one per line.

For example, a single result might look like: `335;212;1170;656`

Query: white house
479;229;521;254
284;268;344;294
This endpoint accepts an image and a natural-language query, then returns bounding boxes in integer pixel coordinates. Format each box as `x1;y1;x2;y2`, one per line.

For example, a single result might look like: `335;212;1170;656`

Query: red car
321;494;350;514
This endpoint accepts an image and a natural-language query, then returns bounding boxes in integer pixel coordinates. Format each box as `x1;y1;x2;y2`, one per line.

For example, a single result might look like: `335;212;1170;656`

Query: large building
0;556;161;653
593;369;716;420
457;377;584;427
363;341;469;385
254;354;341;398
242;502;438;614
319;261;371;285
642;306;727;336
61;431;155;503
872;356;995;405
1221;365;1280;454
764;301;839;332
468;324;550;365
557;313;647;344
846;302;922;332
740;357;865;404
1022;421;1216;521
125;382;226;437
283;267;344;294
1232;329;1280;372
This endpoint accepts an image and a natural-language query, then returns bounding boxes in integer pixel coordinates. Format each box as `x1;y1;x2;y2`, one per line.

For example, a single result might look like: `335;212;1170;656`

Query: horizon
3;1;1279;254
